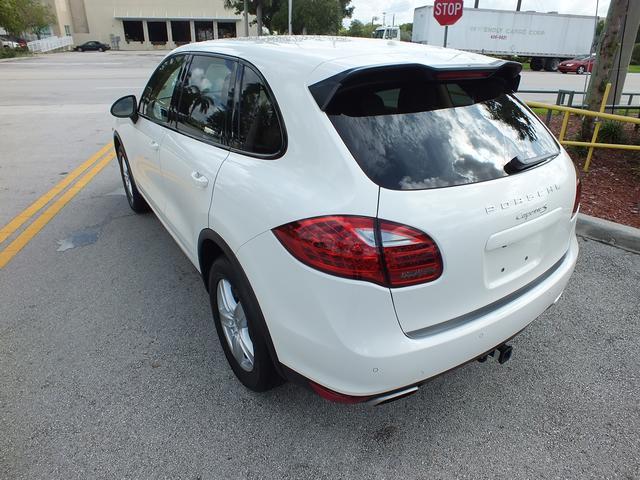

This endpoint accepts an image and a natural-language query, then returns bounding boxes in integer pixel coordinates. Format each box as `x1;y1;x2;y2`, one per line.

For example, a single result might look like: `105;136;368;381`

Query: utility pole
288;0;292;35
474;0;479;7
516;0;522;11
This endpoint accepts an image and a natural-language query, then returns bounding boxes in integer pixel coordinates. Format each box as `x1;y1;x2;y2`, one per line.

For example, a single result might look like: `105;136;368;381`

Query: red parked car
558;54;595;74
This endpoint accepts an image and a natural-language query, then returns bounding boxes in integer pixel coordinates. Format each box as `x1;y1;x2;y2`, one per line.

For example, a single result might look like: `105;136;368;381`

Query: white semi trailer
412;6;597;71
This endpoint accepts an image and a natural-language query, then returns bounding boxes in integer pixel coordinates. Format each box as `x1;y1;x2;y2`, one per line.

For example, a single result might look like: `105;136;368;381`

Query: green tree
342;19;382;38
0;0;27;36
399;22;412;41
345;19;365;37
272;0;353;35
22;0;55;39
223;0;281;35
0;0;56;38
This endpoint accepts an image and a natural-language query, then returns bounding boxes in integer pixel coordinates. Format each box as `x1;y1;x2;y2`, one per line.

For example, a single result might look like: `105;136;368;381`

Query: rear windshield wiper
504;152;559;175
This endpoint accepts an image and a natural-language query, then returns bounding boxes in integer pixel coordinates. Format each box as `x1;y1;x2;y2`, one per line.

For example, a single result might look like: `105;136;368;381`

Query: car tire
98;47;104;52
208;257;281;392
530;57;543;71
544;57;559;72
116;144;150;213
78;47;83;52
577;66;585;75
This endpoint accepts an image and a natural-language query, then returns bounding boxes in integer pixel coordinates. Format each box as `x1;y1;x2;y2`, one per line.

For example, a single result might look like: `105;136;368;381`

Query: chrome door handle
191;171;209;188
149;140;159;151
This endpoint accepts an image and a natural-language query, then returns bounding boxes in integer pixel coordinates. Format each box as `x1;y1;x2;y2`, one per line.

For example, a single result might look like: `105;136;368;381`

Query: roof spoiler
309;61;522;111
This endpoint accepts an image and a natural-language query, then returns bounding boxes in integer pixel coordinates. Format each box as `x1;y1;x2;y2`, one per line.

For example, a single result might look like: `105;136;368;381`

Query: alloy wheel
119;152;134;201
217;278;254;372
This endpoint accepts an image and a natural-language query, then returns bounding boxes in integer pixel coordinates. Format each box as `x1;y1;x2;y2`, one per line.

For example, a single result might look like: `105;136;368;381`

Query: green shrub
598;120;626;144
566;145;588;158
632;43;640;65
0;48;17;59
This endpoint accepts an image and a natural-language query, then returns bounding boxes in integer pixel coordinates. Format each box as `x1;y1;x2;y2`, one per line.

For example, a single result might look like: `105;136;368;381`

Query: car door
159;54;236;264
209;63;286;251
128;54;187;214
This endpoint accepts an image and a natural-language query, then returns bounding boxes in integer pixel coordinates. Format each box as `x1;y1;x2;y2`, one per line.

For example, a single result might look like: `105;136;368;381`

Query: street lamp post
288;0;292;35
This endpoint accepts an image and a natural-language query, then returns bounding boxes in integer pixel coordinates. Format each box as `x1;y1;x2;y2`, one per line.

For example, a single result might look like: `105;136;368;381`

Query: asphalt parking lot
1;51;639;479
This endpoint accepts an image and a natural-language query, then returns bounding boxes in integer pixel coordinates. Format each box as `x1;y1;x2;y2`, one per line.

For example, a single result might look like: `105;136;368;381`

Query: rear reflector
308;381;372;404
572;175;581;216
273;215;442;288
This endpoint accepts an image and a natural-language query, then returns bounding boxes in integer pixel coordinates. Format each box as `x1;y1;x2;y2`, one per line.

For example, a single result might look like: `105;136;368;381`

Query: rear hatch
314;62;577;335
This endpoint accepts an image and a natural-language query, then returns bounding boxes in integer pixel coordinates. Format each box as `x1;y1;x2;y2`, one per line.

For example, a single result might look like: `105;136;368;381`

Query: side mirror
111;95;138;123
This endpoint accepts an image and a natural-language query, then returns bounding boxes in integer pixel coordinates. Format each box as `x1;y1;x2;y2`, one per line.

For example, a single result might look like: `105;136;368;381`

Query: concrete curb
576;213;640;253
0;55;39;63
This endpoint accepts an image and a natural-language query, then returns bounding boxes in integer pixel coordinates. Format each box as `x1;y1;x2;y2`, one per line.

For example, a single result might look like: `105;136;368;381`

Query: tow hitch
477;343;513;364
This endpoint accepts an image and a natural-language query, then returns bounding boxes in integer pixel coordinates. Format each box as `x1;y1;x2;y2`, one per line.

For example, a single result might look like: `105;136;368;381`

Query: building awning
115;15;240;22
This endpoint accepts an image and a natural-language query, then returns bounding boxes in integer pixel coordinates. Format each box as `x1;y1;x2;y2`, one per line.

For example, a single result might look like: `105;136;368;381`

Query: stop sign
433;0;463;26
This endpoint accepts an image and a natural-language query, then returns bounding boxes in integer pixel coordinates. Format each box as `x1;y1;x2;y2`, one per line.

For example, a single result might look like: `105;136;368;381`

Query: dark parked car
74;41;111;52
558;54;595;74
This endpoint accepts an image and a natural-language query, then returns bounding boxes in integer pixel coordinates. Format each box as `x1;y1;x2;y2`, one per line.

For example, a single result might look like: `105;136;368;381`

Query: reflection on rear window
327;78;559;190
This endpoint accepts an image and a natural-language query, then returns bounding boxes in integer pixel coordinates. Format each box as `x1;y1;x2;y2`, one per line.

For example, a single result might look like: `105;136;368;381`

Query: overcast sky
346;0;611;27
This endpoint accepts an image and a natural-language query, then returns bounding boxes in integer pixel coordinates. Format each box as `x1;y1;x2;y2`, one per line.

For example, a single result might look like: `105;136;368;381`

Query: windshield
327;77;559;190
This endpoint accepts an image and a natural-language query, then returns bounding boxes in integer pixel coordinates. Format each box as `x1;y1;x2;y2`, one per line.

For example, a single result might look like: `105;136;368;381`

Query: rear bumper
238;231;579;397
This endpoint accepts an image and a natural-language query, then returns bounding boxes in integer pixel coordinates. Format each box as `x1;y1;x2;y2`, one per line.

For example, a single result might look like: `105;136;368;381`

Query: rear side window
139;55;185;124
176;55;236;144
324;71;559;190
232;66;283;156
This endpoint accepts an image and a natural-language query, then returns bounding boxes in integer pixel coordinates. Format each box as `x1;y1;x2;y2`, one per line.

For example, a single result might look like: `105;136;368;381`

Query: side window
234;66;283;155
176;55;235;144
139;55;185;124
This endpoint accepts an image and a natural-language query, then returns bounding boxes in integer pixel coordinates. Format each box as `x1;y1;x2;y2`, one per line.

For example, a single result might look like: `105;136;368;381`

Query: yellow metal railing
525;83;640;172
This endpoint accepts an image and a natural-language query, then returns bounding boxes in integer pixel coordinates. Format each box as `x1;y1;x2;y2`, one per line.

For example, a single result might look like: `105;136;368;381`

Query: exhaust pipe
368;386;419;406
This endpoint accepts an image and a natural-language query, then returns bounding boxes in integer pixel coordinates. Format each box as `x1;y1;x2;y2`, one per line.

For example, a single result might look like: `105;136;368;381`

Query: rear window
326;74;559;190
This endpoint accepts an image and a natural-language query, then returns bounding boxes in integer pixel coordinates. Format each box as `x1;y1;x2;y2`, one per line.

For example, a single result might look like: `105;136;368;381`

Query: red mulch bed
542;115;640;229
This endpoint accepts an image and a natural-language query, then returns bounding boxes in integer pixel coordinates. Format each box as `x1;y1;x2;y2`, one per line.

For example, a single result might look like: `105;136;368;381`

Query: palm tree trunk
581;0;627;139
256;2;263;36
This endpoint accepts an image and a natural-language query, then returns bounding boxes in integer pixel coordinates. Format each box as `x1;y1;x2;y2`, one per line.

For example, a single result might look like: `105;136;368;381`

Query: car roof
172;35;500;85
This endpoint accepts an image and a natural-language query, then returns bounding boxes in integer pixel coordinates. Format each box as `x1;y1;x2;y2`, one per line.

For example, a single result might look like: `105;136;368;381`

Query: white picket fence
27;35;74;53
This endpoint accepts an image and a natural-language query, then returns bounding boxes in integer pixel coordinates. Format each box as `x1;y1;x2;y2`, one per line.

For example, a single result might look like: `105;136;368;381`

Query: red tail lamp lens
378;220;443;287
273;216;442;288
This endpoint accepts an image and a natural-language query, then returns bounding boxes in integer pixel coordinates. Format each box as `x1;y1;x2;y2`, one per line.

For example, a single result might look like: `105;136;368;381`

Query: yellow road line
0;142;113;244
0;151;116;269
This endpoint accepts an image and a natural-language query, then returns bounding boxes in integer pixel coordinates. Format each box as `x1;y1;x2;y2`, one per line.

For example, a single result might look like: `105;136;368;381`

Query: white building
44;0;255;50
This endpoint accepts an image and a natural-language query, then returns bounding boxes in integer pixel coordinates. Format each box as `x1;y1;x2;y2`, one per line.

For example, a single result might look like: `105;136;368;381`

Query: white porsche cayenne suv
110;37;579;405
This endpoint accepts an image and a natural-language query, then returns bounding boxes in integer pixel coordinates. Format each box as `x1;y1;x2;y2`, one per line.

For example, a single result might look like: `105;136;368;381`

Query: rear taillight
572;174;581;216
273;215;442;288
